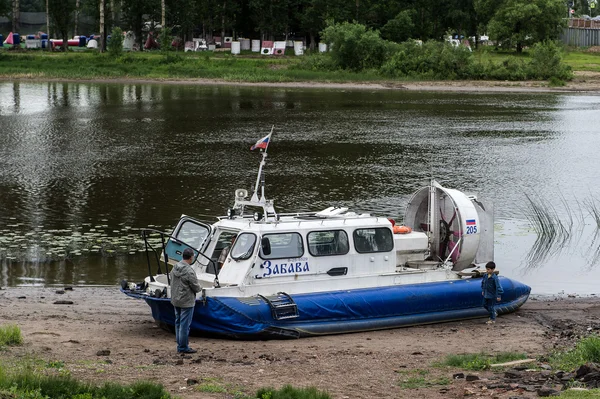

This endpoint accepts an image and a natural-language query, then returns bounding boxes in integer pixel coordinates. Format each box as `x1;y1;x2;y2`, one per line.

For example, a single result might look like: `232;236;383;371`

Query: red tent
4;32;13;45
144;33;158;50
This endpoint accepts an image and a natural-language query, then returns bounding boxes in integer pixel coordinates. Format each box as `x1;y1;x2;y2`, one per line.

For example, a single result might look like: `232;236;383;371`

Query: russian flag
466;219;476;226
250;133;271;151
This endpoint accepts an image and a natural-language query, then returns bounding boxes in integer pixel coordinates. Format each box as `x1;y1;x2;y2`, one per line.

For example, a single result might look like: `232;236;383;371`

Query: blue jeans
174;306;194;352
483;298;497;321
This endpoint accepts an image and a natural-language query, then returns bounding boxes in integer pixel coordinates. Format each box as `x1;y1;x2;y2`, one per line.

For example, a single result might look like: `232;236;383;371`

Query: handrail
141;228;219;286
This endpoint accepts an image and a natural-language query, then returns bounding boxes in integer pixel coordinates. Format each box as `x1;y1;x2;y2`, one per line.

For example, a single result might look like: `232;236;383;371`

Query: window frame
174;219;211;250
352;227;394;254
307;229;350;257
259;232;305;260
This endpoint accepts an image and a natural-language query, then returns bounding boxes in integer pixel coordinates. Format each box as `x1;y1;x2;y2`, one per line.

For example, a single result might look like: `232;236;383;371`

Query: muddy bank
1;287;599;398
2;71;600;93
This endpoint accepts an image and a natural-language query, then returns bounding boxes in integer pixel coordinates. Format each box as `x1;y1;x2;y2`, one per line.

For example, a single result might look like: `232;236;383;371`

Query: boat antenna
251;125;274;203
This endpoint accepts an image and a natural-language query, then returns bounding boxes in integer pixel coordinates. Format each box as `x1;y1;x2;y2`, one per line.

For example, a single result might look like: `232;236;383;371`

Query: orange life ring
393;225;412;234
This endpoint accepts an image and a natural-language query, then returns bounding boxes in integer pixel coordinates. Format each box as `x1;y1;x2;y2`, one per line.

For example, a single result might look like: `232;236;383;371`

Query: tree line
0;0;571;53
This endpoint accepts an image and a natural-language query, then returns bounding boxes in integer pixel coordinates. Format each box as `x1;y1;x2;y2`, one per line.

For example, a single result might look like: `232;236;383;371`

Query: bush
107;27;124;58
381;40;475;79
483;57;528;80
321;22;395;71
293;53;338;71
528;41;572;80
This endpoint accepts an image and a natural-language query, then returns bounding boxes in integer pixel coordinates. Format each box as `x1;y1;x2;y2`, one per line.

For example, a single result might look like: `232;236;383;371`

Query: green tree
488;0;566;53
321;21;393;71
381;10;414;42
0;0;9;17
166;0;199;42
158;25;172;50
121;0;160;50
249;0;292;39
107;26;123;56
48;0;76;50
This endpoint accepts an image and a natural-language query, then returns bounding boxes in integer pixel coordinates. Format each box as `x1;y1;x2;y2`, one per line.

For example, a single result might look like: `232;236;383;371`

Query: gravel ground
1;286;599;398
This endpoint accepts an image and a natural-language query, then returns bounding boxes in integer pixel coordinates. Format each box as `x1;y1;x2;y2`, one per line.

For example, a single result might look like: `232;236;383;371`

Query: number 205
466;225;478;234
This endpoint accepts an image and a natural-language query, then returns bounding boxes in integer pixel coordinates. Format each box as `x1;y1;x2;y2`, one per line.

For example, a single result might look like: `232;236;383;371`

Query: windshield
230;233;257;260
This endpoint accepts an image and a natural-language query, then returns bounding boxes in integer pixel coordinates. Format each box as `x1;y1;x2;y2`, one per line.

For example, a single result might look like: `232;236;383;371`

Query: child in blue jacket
481;261;503;324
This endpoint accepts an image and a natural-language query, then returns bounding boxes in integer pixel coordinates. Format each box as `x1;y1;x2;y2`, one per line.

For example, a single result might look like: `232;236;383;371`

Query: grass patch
197;378;227;393
45;361;65;370
0;364;172;399
0;324;23;347
438;352;528;370
559;389;600;398
395;369;450;389
549;335;600;371
0;46;589;83
563;49;600;73
256;385;331;399
193;377;251;397
197;383;227;393
399;376;451;389
0;51;384;83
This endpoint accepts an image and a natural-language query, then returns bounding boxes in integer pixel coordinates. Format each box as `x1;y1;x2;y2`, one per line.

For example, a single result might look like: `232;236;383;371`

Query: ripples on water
1;82;600;293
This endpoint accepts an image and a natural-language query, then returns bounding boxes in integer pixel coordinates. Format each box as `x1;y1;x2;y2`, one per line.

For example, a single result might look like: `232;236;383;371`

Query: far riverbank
2;71;600;93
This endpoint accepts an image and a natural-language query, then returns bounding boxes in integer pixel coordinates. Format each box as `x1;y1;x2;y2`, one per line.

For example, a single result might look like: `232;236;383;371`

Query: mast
251;125;273;202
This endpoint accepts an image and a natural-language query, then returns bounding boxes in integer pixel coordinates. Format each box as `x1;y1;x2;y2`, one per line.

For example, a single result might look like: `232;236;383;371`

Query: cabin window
175;220;210;249
260;233;304;259
353;228;394;253
307;230;350;256
230;233;257;260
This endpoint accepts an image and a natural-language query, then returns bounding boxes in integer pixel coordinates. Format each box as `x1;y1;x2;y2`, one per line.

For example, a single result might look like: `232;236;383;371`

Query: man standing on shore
171;247;202;353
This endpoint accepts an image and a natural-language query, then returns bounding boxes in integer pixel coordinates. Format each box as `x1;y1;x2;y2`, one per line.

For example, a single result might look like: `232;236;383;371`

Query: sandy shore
1;286;599;398
3;71;600;93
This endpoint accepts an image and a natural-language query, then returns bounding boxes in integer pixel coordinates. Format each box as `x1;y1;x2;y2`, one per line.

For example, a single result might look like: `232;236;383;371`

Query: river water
0;81;599;294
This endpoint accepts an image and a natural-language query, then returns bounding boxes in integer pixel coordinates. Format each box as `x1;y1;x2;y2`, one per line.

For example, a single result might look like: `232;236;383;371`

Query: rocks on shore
467;362;600;396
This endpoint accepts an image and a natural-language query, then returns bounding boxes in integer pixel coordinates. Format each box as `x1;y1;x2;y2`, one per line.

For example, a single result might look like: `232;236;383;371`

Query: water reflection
0;82;599;294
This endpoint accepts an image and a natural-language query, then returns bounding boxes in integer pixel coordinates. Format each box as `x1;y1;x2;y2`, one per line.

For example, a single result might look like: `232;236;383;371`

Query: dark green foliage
0;0;10;17
158;27;172;52
256;385;331;399
249;0;291;39
321;22;395;71
528;41;573;80
381;10;415;43
108;27;124;58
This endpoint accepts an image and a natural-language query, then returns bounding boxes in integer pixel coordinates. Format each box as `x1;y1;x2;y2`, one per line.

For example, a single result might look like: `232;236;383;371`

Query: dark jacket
481;272;503;299
170;260;202;308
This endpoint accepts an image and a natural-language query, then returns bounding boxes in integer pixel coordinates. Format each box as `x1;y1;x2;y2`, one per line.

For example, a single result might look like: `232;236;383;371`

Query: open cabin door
164;216;212;265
